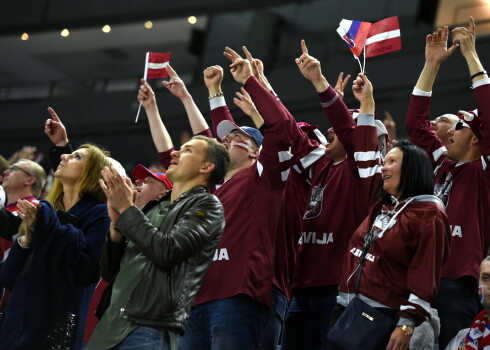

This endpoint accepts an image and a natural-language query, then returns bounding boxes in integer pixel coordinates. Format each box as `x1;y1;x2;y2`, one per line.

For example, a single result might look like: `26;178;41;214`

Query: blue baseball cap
217;120;263;147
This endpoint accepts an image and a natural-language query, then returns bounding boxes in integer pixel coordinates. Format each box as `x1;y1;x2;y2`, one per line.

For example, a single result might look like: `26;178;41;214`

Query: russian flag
365;16;401;58
337;19;372;57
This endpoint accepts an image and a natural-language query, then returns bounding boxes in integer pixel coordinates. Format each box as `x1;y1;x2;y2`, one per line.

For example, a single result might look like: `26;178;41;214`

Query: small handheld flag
336;20;372;58
365;16;401;58
146;52;172;79
135;51;172;123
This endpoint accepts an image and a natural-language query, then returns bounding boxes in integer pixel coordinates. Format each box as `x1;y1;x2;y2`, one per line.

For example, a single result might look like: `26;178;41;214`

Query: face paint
232;141;252;151
479;284;485;305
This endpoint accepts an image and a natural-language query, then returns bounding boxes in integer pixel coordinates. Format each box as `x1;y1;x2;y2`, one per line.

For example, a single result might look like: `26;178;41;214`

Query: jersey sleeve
473;79;490;168
244;77;293;189
158;148;174;170
317;86;357;158
272;88;325;178
406;90;446;166
400;207;450;326
209;96;233;142
352;114;383;204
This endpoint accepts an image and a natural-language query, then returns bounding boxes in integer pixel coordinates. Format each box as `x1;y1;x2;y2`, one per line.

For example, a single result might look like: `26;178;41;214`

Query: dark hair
380;140;434;201
193;136;230;188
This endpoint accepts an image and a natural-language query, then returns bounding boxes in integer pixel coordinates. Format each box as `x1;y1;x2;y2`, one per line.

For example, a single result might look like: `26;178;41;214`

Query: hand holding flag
135;51;171;123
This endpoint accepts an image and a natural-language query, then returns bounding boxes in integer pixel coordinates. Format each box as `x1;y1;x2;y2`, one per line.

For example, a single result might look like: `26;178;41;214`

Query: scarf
466;310;490;349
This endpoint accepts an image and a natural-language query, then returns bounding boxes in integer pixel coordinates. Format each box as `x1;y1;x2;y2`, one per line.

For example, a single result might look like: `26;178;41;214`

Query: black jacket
100;186;224;334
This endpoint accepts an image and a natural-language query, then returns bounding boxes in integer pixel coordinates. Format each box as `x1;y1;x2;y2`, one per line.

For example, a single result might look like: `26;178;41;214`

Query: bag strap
354;198;414;294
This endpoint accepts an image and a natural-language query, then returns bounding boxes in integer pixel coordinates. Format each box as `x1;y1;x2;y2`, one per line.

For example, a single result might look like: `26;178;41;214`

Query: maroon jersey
338;196;450;325
194;77;293;308
406;82;490;280
292;86;382;289
273;95;326;299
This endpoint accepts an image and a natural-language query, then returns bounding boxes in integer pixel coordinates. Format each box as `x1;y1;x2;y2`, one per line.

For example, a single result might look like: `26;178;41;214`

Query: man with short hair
132;164;173;209
87;135;229;350
445;257;490;349
406;18;490;348
431;113;459;147
0;156;9;208
0;159;46;262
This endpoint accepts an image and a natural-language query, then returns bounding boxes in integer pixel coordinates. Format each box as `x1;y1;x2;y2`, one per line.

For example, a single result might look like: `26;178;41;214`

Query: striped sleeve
352;113;382;204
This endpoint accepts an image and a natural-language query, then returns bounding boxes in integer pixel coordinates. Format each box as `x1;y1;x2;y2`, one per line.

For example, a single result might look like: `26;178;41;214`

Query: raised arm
406;27;457;165
295;40;357;154
415;26;458;92
163;65;211;136
44;107;73;169
453;16;490;158
203;65;234;140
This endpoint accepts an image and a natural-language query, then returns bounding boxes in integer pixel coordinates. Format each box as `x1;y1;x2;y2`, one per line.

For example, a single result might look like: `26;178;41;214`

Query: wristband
208;92;224;100
470;70;487;81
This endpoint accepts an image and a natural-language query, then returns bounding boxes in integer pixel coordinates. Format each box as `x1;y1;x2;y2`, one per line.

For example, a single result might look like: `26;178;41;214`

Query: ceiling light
21;33;29;41
61;29;70;37
102;25;111;33
188;16;197;24
144;21;153;29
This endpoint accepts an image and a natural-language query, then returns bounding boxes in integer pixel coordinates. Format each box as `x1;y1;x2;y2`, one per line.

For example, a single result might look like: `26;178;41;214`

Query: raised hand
45;107;69;146
452;16;476;59
233;87;264;128
242;46;272;90
383;111;397;142
334;72;351;100
17;199;41;247
352;73;373;103
203;65;224;94
425;26;458;64
162;65;191;100
224;47;253;84
295;40;328;92
99;166;135;214
137;79;157;110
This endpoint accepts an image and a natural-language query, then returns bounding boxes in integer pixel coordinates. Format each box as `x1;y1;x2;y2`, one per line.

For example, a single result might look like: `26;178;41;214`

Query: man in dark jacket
87;136;229;350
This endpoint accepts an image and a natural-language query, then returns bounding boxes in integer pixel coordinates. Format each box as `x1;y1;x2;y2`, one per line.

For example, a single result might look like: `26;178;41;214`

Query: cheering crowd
0;16;489;350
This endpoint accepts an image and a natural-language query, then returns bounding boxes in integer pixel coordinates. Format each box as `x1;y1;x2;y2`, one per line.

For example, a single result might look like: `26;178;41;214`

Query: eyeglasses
5;165;33;177
455;121;465;131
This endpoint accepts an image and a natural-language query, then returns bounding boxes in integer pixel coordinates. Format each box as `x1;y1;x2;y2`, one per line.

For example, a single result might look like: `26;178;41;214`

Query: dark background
0;0;486;172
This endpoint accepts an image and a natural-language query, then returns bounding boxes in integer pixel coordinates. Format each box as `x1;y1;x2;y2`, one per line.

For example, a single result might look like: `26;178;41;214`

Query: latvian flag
145;52;172;79
365;16;401;58
336;19;372;57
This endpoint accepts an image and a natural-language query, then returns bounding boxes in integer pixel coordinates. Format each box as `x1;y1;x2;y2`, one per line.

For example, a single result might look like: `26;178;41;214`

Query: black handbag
327;297;395;350
38;312;79;350
327;199;414;350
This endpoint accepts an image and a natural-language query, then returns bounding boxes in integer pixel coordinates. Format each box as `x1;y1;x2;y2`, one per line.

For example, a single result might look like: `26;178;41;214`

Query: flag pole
362;46;366;74
355;56;363;74
135;52;149;123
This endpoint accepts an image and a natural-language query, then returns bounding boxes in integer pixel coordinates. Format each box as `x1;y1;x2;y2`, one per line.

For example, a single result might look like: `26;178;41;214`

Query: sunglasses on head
455;121;465;131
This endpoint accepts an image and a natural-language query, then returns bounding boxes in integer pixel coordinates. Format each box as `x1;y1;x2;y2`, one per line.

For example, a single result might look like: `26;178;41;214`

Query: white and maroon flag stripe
365;16;401;58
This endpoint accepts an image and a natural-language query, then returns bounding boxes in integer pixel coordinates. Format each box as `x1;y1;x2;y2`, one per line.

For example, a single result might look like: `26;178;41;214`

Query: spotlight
61;29;70;37
144;21;153;29
21;33;29;41
102;25;111;33
188;16;197;24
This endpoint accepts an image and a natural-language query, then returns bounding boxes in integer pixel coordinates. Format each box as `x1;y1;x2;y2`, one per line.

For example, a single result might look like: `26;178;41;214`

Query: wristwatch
397;325;414;336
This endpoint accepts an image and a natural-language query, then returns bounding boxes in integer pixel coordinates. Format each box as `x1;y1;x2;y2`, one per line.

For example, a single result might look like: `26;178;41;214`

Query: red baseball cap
132;164;173;190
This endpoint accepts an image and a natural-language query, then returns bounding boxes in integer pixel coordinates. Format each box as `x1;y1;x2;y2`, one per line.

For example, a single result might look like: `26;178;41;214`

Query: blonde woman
0;144;111;350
